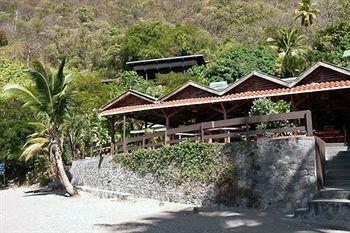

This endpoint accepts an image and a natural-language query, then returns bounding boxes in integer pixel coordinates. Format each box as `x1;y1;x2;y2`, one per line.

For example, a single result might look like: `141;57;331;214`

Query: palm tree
267;28;309;77
4;59;77;196
295;0;320;28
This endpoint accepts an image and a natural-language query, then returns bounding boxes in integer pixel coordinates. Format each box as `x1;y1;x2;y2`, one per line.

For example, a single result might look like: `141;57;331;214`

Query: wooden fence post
305;110;313;136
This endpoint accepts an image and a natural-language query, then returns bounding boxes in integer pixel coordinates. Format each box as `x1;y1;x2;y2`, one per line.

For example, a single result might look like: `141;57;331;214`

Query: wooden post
245;116;250;141
290;95;296;111
200;123;204;142
221;103;230;143
305;110;313;136
108;117;116;157
122;115;127;153
164;114;170;145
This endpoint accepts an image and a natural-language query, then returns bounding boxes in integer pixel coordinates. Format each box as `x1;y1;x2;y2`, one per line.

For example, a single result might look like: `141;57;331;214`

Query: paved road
0;187;348;233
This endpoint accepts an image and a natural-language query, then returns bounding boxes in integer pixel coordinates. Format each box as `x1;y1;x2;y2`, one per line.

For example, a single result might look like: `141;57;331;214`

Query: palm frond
64;74;73;86
28;121;47;131
53;58;66;95
3;84;42;107
21;139;48;161
25;68;53;107
23;137;49;147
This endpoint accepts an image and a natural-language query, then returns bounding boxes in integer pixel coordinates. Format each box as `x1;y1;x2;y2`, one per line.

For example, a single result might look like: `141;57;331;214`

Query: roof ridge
99;80;350;116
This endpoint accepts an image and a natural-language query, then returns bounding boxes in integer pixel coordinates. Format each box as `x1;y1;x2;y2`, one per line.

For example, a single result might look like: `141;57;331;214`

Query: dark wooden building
100;62;350;150
126;54;207;80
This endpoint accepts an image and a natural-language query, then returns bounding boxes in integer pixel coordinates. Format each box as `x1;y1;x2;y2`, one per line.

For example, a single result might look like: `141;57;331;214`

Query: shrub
249;97;292;135
114;142;233;184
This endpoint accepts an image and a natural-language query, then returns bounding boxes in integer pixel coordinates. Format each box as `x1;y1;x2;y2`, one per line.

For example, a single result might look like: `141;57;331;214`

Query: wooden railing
93;110;313;156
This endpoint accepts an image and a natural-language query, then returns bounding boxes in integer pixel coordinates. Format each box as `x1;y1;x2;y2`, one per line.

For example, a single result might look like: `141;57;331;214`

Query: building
99;61;350;154
126;54;207;80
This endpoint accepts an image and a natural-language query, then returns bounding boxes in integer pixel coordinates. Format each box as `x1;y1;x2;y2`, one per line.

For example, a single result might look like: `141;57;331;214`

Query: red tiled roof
99;80;350;116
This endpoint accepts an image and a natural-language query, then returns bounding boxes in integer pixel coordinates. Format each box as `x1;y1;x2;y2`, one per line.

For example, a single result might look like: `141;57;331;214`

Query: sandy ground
0;187;348;233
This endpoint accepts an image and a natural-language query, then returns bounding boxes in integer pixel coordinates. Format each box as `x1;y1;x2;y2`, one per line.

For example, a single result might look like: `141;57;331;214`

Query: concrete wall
70;136;317;212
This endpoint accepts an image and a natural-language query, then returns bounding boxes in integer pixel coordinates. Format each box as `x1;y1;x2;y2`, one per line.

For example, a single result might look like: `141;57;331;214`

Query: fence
93;110;313;156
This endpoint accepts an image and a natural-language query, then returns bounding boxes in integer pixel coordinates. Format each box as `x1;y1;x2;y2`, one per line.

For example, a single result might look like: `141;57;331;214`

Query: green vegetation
205;43;278;82
121;22;214;63
249;97;292;134
115;142;233;184
249;97;291;116
267;28;309;77
4;59;77;195
295;0;320;28
1;0;350;185
314;22;350;66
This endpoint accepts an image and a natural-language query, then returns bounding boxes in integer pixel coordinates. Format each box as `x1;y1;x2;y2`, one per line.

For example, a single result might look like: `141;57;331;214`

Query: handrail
93;110;313;156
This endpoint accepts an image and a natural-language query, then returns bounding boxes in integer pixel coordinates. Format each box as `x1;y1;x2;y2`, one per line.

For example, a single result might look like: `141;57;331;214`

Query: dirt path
0;187;347;233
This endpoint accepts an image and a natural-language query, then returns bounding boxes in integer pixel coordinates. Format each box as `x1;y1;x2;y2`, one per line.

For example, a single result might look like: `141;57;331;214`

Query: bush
205;43;277;83
115;142;233;184
314;21;350;67
249;97;292;135
120;21;214;63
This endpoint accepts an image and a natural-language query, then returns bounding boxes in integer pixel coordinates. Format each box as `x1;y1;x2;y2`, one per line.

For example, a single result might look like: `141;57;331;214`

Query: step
313;189;350;200
326;156;350;162
76;186;132;200
327;152;350;161
325;163;350;169
325;180;350;188
294;207;308;218
308;199;350;226
295;199;350;229
326;175;350;180
325;143;348;147
326;169;350;176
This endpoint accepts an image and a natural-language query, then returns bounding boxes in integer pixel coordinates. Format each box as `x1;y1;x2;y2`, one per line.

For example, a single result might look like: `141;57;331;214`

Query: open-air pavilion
98;62;350;154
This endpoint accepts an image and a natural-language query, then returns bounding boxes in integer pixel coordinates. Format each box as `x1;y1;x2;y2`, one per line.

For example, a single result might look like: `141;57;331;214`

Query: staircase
294;143;350;229
325;144;350;188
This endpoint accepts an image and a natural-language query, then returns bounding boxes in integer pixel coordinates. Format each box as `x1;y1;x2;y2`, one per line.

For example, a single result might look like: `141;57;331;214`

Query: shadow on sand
23;187;69;197
94;207;332;233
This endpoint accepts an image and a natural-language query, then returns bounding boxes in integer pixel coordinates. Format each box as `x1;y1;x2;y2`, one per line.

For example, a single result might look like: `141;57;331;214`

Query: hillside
1;0;350;185
0;0;349;76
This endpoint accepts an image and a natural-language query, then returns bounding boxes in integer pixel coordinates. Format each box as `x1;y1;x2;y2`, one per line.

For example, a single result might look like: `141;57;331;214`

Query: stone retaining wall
227;136;317;212
70;156;216;205
70;136;318;212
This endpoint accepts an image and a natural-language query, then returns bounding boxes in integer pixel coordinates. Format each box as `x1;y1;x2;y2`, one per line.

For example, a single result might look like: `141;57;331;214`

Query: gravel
1;187;347;233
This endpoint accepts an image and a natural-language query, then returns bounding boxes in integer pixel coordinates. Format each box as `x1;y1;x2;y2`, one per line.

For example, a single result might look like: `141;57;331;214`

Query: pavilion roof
99;80;350;116
99;62;350;118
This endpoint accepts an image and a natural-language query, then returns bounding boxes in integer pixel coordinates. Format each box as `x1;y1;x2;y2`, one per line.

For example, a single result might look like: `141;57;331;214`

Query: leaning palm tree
267;28;309;77
295;0;320;28
4;58;77;196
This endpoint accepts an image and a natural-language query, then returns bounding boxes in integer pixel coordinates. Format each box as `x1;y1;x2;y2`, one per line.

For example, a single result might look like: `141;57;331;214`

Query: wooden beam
209;106;224;114
162;111;170;145
108;117;116;157
122;115;127;153
220;103;227;119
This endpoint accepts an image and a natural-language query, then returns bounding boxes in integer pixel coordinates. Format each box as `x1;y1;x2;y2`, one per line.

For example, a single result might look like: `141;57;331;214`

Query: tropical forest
1;0;350;187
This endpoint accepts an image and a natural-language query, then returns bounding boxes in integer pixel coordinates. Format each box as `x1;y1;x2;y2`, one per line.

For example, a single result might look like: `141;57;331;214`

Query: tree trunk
52;138;77;196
